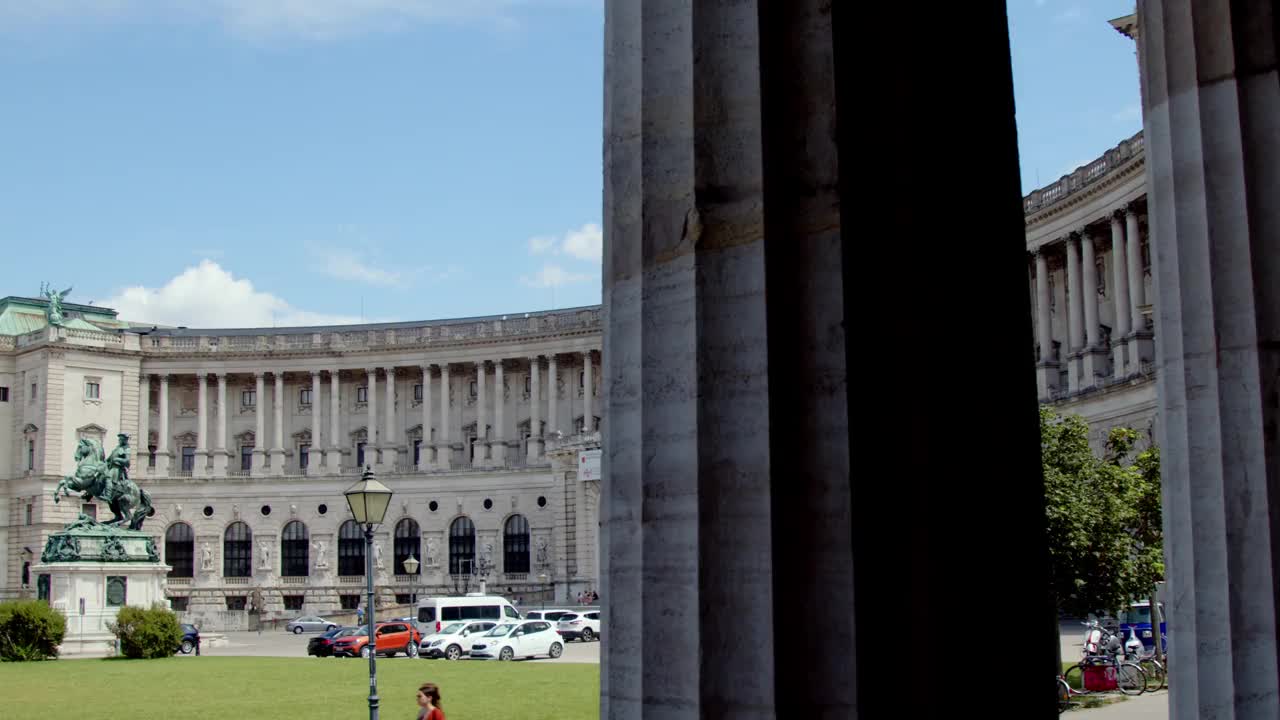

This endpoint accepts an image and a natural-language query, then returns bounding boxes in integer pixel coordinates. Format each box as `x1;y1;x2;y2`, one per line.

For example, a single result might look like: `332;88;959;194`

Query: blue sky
0;0;1141;328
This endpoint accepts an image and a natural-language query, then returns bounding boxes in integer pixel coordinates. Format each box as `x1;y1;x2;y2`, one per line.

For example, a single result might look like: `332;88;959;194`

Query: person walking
416;682;445;720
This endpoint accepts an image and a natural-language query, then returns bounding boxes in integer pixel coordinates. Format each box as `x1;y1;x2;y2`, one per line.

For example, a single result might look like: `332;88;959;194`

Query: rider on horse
103;433;131;501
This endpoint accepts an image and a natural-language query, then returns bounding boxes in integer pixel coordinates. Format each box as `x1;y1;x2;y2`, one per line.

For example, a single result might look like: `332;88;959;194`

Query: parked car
308;626;358;657
556;611;601;642
419;620;499;660
469;620;564;661
176;623;200;654
332;622;422;659
286;616;339;634
415;594;522;634
522;609;575;623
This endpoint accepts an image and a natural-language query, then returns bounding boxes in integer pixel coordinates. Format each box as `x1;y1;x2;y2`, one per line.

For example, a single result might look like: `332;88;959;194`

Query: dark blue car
1116;601;1166;653
177;623;200;654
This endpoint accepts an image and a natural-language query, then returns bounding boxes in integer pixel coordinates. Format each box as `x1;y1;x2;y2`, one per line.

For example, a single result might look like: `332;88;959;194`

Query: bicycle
1062;654;1147;696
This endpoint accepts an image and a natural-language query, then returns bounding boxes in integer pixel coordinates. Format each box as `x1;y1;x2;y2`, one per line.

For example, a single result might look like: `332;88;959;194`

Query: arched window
338;520;365;576
281;521;309;577
165;522;195;578
449;517;475;575
504;514;530;574
394;518;421;575
223;522;252;578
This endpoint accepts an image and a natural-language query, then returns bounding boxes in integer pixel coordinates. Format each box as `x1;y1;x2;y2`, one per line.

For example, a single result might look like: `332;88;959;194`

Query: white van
416;594;522;634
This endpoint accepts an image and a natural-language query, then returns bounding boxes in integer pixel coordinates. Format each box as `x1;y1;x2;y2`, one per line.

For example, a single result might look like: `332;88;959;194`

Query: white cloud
103;260;366;327
524;222;602;262
315;248;407;287
520;263;594;289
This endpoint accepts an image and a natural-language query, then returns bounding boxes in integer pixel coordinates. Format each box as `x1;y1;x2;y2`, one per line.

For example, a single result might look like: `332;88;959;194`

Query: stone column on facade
383;366;397;470
269;372;286;472
474;361;487;466
548;355;559;439
492;360;507;467
194;372;210;477
1124;206;1152;374
421;364;432;470
310;370;323;474
438;365;452;470
325;369;341;474
364;368;377;469
251;372;267;476
528;356;543;461
210;373;229;475
1140;5;1280;715
582;351;595;433
1033;250;1059;400
1064;233;1084;394
1079;228;1103;388
137;374;150;478
156;375;171;475
1109;212;1131;379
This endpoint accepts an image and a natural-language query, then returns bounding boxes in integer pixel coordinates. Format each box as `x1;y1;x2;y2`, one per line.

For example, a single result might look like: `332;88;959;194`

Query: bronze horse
53;438;153;530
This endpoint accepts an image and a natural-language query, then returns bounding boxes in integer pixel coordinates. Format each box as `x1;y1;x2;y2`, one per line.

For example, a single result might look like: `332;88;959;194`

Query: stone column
194;372;209;477
365;368;377;469
548;355;559;438
326;369;341;473
1064;233;1084;394
492;360;506;467
156;375;171;475
211;373;229;474
269;372;286;472
438;365;452;470
1140;4;1280;716
582;351;595;433
252;372;267;476
421;364;432;470
1109;212;1131;378
1033;250;1058;399
474;362;487;466
528;356;543;461
137;374;150;477
1079;228;1103;387
311;370;323;473
383;366;397;469
1124;206;1152;374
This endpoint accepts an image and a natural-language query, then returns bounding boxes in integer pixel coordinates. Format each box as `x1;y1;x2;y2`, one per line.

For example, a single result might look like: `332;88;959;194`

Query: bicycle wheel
1063;663;1088;693
1057;677;1071;713
1139;658;1166;691
1117;662;1147;695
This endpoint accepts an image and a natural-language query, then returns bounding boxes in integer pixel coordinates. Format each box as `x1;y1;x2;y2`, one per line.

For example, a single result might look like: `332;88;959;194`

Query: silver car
286;615;338;634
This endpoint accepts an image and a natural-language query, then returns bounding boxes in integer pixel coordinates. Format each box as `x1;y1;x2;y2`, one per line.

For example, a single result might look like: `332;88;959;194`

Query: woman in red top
416;682;445;720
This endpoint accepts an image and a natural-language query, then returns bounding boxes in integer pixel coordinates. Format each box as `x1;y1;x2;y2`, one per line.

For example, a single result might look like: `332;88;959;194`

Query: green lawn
0;656;599;720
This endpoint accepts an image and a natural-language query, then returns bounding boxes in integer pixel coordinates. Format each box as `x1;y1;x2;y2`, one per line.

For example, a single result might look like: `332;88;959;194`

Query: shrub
0;600;67;661
108;604;183;659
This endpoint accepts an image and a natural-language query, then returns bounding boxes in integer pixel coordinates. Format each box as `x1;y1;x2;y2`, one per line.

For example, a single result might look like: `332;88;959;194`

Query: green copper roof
0;296;122;336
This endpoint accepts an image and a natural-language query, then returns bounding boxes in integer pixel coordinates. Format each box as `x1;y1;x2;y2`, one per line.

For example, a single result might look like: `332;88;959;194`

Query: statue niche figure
40;282;73;328
52;433;153;530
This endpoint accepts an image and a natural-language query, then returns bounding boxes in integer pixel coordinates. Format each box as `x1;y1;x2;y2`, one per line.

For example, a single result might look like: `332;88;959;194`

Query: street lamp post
402;554;419;607
344;467;393;720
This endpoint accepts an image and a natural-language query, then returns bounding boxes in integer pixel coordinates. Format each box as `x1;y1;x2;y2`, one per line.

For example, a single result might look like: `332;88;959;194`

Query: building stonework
0;301;602;629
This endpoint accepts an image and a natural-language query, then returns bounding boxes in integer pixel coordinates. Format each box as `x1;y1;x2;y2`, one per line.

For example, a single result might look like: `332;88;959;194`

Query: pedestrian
416;682;445;720
357;606;365;624
591;590;599;604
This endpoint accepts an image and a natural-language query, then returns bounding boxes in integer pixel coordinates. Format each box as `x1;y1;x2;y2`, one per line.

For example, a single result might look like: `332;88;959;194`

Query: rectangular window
283;595;304;611
182;446;196;472
300;388;312;405
30;382;37;402
84;381;100;400
414;440;422;466
525;376;531;393
0;386;9;402
169;597;189;612
356;386;368;403
242;390;256;407
299;444;310;470
469;381;477;397
395;593;413;605
340;594;361;610
241;446;254;472
27;440;35;470
225;596;247;611
26;504;32;525
414;384;423;401
417;607;436;623
82;504;96;521
148;445;157;468
356;442;366;467
579;371;585;388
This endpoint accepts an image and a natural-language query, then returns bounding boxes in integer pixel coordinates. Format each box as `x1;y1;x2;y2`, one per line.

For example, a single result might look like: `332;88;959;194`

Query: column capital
327;367;339;376
195;372;208;381
365;367;378;376
383;365;397;376
1066;230;1083;244
1111;207;1128;223
158;373;171;384
273;371;286;382
253;371;265;380
310;369;322;378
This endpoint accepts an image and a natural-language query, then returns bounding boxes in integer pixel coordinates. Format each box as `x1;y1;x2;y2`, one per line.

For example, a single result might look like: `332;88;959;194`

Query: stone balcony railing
1022;132;1145;214
153;458;551;481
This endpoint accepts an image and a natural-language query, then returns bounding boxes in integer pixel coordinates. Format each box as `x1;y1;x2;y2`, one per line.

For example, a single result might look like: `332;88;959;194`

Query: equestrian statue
53;433;154;531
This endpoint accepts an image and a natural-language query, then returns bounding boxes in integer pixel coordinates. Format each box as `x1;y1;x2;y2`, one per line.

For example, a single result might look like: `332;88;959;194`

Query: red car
331;622;422;659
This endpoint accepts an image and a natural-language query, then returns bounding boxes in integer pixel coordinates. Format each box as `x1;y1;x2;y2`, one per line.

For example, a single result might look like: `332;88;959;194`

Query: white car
522;609;575;623
418;620;499;660
468;620;564;661
556;610;601;642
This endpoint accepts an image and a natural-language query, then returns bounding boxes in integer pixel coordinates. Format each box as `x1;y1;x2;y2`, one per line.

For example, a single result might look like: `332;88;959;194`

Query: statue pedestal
33;522;172;658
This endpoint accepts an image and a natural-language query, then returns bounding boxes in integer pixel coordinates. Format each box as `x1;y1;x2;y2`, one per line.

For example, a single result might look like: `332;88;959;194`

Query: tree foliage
108;604;182;659
1041;406;1163;617
0;600;66;661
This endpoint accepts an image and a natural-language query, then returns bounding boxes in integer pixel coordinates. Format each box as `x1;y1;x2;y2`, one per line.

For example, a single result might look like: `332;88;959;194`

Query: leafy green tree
1041;406;1163;617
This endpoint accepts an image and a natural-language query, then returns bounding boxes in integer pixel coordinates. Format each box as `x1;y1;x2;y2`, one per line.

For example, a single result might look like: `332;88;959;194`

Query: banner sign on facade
579;449;601;481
